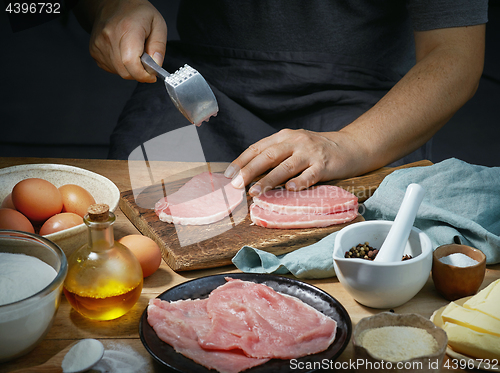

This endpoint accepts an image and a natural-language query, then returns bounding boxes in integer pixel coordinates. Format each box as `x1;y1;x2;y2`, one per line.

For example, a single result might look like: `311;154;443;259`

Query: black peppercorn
344;243;412;261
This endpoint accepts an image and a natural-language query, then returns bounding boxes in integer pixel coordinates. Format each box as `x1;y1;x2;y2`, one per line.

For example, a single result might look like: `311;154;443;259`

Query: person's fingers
89;46;114;74
120;27;155;82
89;31;113;73
226;140;275;178
121;11;167;83
229;139;293;190
145;13;167;66
248;154;310;196
90;23;133;79
224;129;292;182
226;128;338;195
284;164;325;192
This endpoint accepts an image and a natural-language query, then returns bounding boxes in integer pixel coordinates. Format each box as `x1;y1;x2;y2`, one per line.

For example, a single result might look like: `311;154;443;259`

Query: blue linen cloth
232;158;500;279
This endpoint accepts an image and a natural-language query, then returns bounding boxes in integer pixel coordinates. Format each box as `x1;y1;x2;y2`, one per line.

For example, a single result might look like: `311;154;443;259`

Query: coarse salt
439;253;479;268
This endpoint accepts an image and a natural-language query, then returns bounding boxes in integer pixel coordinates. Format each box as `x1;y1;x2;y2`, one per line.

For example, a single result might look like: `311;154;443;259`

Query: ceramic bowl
333;220;433;309
0;230;68;362
352;312;447;373
0;164;120;257
432;244;486;301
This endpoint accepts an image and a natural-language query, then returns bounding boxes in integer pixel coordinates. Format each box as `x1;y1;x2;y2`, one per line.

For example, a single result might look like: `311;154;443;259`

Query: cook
73;0;487;196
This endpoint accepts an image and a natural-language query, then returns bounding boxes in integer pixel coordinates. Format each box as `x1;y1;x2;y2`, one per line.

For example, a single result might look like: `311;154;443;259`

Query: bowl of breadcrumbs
352;312;447;373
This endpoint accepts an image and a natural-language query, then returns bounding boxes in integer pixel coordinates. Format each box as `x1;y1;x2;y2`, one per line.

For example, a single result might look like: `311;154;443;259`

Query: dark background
1;0;499;167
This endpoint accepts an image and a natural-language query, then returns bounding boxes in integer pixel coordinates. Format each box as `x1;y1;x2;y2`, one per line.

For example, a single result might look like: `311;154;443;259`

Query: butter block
442;302;500;337
463;279;500;321
443;322;500;360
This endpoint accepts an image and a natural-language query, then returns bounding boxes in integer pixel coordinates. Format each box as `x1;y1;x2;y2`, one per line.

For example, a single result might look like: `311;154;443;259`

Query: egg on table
118;235;162;277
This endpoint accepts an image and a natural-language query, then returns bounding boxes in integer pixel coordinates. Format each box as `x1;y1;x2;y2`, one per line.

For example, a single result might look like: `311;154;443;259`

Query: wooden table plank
0;157;496;373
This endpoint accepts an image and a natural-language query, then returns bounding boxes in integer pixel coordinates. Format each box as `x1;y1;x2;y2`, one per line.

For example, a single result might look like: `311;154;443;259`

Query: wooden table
0;157;498;373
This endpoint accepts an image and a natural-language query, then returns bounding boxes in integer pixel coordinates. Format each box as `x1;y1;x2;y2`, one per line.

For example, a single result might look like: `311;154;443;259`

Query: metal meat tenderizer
140;53;219;125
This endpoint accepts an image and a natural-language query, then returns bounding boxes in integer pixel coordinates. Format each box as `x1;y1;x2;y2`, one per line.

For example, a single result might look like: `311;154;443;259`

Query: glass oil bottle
63;204;143;320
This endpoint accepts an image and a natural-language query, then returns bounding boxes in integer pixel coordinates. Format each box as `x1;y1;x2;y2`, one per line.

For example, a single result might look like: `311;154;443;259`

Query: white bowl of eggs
0;164;120;257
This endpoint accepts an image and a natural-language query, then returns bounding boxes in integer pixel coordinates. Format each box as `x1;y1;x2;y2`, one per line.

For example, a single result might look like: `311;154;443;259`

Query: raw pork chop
199;278;337;359
155;172;244;225
147;298;269;373
253;185;357;214
250;204;358;229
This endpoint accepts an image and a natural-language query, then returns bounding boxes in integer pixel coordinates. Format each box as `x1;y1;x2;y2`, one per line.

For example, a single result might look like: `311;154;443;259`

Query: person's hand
88;0;167;82
224;129;363;197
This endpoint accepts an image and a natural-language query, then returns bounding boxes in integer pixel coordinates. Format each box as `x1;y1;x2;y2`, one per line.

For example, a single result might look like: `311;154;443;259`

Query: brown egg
118;235;162;278
59;184;96;218
0;208;35;233
39;212;83;235
1;193;16;209
12;178;63;222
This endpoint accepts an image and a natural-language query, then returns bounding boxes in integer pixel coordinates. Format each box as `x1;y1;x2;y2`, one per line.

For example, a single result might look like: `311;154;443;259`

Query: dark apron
108;41;430;166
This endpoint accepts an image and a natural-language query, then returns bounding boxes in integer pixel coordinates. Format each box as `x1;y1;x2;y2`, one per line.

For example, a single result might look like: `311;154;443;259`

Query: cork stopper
87;204;110;222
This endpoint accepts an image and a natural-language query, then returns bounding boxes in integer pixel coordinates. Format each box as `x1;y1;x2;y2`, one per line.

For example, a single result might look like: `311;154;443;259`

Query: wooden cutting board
119;160;432;271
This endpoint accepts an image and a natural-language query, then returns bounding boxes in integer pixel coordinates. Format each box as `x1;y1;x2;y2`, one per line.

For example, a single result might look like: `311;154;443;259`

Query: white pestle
374;183;425;263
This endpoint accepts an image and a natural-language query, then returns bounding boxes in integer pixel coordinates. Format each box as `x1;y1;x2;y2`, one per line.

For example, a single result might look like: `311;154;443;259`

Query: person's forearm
332;25;485;176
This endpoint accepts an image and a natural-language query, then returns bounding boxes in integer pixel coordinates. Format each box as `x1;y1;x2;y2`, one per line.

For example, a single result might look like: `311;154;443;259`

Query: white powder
62;339;104;373
439;253;479;268
0;253;59;361
90;342;148;373
0;252;57;305
359;326;439;362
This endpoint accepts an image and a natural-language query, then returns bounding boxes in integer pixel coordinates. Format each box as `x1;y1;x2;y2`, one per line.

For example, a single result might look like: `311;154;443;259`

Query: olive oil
64;204;143;320
63;281;142;320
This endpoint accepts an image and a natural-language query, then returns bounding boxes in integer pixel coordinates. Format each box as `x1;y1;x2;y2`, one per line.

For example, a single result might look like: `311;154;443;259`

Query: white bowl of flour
0;230;68;362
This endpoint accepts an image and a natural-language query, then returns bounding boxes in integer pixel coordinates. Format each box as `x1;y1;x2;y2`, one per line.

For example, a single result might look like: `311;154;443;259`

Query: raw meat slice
253;185;357;214
198;278;337;359
155;172;245;225
147;298;269;373
250;203;358;229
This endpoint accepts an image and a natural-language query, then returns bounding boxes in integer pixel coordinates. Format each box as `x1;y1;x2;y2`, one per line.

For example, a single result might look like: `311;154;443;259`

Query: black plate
139;273;352;373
